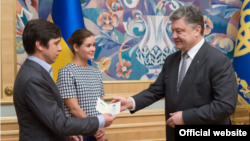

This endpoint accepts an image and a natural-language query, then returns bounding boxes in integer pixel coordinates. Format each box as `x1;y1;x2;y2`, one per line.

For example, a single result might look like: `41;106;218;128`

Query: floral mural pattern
16;0;243;80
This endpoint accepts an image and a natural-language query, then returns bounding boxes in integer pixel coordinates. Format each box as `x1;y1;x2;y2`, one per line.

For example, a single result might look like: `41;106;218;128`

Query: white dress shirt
178;38;205;77
130;38;205;110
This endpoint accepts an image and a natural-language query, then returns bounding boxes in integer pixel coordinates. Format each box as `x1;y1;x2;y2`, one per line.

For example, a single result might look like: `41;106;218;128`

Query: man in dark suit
111;4;238;141
13;19;115;141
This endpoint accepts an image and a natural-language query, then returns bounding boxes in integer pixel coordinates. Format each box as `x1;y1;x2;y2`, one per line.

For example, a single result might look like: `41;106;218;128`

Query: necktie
177;52;188;92
49;68;53;78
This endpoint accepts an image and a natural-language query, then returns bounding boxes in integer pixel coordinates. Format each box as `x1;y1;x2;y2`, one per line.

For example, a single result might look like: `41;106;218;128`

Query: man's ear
35;41;44;51
195;25;202;36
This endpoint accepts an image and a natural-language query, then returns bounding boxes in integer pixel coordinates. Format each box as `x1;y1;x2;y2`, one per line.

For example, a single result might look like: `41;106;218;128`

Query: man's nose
172;32;177;39
58;44;62;51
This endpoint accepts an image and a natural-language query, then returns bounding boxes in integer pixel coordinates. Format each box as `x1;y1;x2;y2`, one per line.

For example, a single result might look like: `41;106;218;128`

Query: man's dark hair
22;19;62;55
170;4;204;35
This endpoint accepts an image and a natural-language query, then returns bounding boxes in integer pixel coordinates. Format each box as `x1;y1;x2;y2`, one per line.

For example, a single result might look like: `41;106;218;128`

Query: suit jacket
13;59;99;141
131;42;238;141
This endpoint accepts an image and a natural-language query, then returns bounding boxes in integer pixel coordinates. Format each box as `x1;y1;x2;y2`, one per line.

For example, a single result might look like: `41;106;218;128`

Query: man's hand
166;111;184;128
94;128;105;138
110;97;133;111
102;113;116;127
69;135;83;141
96;134;108;141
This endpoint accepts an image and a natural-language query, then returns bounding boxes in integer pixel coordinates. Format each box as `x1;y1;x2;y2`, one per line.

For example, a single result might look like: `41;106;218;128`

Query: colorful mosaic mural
16;0;242;80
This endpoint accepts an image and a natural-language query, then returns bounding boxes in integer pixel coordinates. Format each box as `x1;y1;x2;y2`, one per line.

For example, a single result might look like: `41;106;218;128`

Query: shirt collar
27;56;52;77
182;38;205;59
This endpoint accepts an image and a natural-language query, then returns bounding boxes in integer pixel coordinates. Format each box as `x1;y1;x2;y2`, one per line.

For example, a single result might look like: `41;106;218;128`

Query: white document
96;98;121;115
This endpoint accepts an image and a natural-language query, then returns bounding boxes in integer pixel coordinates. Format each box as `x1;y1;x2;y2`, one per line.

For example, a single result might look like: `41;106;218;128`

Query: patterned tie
177;52;188;92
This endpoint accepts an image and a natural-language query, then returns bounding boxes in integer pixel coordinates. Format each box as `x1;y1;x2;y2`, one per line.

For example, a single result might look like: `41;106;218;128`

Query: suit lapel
40;68;64;108
24;59;64;108
41;68;58;92
174;42;208;108
168;52;181;107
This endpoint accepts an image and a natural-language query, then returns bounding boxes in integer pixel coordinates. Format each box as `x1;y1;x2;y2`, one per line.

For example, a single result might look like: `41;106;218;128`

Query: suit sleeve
182;56;238;124
131;60;166;113
24;77;99;136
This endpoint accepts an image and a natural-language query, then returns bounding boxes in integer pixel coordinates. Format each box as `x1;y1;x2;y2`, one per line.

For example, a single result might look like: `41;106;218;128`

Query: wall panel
1;0;15;103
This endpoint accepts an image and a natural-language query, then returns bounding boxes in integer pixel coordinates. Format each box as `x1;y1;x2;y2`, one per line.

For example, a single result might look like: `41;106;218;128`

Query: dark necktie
177;52;188;92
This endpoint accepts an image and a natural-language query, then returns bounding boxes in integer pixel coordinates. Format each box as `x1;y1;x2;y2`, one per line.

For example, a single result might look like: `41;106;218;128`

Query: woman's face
74;36;96;61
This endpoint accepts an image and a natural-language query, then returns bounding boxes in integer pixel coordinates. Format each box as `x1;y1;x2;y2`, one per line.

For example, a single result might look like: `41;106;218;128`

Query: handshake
101;96;134;127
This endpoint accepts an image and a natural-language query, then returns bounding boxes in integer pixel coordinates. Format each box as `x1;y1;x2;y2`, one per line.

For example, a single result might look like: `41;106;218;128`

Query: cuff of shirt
129;97;136;111
97;115;105;129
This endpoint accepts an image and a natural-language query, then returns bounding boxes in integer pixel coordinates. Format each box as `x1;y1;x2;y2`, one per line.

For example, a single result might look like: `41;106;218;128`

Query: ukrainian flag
51;0;90;82
233;0;250;113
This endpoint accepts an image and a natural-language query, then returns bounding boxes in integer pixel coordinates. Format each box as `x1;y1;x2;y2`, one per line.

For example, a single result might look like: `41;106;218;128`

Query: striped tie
177;52;188;92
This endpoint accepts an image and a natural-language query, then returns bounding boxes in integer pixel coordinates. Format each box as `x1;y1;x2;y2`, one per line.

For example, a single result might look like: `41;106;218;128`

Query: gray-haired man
111;4;237;141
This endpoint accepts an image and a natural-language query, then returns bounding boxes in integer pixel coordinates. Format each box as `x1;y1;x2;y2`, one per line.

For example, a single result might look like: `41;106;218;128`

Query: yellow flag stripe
234;1;250;57
50;18;74;82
